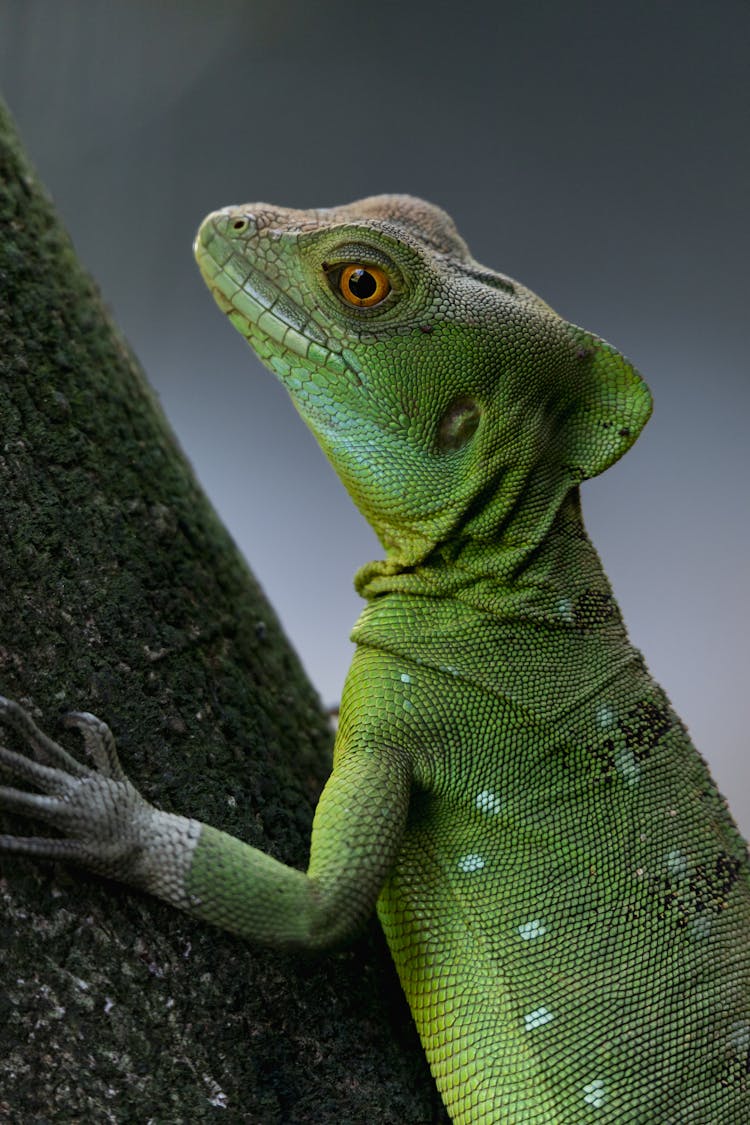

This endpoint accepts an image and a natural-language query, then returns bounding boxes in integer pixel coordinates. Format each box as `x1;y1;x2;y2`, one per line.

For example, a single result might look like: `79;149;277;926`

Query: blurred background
1;0;748;830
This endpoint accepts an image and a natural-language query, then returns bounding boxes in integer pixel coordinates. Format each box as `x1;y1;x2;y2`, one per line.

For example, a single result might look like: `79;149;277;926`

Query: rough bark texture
0;101;447;1124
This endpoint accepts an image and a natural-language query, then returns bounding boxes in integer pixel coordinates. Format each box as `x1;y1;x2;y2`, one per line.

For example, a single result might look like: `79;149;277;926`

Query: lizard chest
373;663;750;1123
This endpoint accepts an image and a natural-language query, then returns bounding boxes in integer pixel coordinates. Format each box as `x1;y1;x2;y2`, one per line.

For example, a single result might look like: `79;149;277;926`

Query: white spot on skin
517;919;547;940
457;853;485;873
728;1021;750;1053
438;663;459;676
689;914;712;939
475;789;502;815
615;746;641;785
557;598;574;622
400;672;413;711
583;1079;606;1108
666;849;689;878
524;1006;554;1030
596;705;617;728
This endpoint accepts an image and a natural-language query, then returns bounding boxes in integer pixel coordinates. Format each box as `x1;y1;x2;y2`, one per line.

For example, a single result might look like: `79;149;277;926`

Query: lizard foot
0;697;152;877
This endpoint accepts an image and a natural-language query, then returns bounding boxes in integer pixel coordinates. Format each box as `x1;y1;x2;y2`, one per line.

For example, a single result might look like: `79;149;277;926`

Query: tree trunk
0;100;446;1125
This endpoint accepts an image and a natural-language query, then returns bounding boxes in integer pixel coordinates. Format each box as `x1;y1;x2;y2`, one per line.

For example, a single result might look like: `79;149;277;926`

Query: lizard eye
337;264;391;308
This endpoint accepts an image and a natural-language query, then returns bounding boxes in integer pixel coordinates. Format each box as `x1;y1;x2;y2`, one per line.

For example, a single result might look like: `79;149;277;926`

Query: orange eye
338;264;391;307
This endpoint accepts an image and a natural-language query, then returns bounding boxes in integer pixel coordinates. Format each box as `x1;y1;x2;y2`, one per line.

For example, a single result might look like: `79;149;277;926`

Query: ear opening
560;325;653;481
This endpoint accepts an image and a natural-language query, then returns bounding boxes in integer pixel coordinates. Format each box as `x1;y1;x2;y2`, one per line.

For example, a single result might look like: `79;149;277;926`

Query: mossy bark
0;101;447;1124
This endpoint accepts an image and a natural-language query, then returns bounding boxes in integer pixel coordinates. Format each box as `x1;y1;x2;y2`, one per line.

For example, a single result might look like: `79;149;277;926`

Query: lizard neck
351;488;637;721
355;488;616;628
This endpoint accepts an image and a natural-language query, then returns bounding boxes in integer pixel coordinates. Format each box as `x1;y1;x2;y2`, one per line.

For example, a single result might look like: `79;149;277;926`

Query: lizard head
194;195;652;569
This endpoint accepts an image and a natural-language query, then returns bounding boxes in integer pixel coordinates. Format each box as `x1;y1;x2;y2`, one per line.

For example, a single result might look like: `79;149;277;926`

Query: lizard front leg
0;697;412;951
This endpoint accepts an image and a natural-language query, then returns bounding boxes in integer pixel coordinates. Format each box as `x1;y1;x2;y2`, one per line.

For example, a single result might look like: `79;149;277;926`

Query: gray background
1;0;748;831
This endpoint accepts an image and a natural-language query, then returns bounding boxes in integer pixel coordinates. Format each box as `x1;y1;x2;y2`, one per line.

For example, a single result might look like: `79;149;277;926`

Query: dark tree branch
0;99;445;1124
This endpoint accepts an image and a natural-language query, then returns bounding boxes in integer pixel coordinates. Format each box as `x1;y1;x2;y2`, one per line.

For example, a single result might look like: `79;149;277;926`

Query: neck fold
356;489;613;628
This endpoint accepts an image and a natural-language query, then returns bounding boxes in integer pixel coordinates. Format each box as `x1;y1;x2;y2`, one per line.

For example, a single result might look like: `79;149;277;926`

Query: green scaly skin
1;195;748;1123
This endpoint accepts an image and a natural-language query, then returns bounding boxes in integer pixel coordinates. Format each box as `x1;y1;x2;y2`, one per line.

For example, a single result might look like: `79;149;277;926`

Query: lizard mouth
194;209;352;382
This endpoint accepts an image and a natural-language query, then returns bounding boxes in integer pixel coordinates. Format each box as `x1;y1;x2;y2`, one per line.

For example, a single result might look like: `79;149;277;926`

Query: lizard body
1;195;749;1122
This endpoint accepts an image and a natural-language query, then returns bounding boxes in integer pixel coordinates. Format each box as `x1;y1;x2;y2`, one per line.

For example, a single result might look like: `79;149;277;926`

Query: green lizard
1;194;749;1123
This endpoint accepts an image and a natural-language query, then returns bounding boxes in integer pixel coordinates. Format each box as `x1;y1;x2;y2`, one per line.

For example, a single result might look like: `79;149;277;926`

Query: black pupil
348;269;377;299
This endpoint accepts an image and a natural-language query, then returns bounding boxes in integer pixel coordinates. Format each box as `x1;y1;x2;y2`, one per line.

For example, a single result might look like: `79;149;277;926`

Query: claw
64;712;126;781
0;697;87;777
